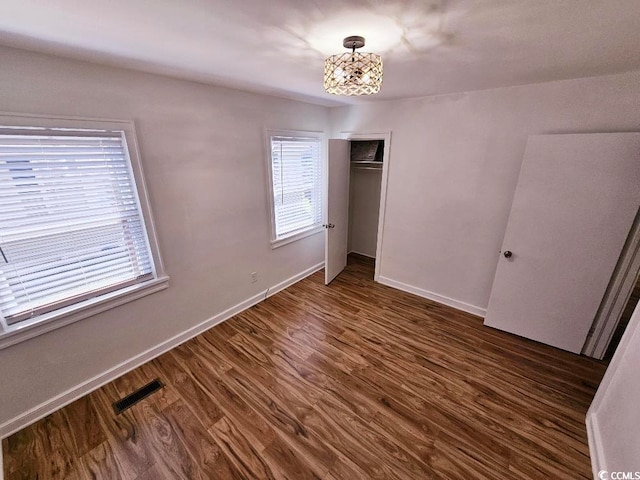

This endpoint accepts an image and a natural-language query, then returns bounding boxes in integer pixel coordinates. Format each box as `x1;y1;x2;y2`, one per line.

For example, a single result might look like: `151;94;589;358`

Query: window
267;131;323;246
0;114;167;348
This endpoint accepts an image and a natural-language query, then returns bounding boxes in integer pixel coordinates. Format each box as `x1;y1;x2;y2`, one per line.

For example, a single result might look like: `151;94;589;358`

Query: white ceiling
0;0;639;106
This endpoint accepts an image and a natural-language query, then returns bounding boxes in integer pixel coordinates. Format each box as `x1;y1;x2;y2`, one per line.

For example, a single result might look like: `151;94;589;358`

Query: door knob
503;250;513;258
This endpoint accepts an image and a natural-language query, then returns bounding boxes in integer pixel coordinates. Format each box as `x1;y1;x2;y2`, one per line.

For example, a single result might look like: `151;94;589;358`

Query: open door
484;133;640;353
325;139;350;285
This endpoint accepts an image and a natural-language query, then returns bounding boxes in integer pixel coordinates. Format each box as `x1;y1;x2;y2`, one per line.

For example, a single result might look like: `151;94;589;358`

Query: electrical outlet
251;272;258;283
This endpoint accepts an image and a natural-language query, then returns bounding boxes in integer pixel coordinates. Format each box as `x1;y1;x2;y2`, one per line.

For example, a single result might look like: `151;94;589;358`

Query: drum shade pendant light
324;36;383;96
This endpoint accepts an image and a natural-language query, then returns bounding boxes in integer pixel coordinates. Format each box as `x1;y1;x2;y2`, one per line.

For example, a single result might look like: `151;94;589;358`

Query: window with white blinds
269;133;323;243
0;126;156;326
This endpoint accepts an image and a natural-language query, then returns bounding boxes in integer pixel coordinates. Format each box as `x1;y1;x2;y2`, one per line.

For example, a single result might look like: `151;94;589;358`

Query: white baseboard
377;276;487;318
586;412;605;478
0;291;264;440
0;263;324;440
348;250;376;259
266;262;324;298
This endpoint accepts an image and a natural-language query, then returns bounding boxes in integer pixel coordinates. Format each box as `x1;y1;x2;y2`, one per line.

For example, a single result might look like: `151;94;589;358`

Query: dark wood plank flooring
2;255;608;479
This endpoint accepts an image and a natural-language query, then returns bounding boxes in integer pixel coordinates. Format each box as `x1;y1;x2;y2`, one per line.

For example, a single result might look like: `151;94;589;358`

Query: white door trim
583;208;640;359
586;300;640;477
340;131;392;282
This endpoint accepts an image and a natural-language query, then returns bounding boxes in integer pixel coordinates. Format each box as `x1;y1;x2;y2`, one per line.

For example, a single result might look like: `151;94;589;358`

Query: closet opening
583;207;640;359
604;271;640;360
325;132;390;286
348;139;384;279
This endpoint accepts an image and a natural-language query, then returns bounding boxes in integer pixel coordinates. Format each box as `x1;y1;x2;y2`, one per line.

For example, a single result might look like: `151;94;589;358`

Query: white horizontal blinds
270;135;322;239
0;129;154;325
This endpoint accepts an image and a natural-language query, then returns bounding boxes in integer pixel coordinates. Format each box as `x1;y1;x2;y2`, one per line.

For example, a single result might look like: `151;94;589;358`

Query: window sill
270;226;324;249
0;276;170;350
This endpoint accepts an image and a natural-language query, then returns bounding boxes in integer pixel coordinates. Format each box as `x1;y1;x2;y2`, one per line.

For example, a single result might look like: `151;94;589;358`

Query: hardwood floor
2;255;608;479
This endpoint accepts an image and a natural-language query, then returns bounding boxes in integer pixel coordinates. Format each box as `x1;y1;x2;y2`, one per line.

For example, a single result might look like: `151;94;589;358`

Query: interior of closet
347;140;384;276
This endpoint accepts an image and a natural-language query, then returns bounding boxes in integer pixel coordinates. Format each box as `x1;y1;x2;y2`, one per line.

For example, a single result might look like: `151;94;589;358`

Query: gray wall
348;168;382;258
0;45;328;427
331;70;640;314
3;42;640;440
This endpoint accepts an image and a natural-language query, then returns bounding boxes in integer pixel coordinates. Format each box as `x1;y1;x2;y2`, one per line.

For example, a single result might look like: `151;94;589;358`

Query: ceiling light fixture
324;36;383;96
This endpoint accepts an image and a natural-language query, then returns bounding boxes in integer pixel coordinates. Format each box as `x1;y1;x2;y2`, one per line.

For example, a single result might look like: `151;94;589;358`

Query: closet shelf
352;165;382;172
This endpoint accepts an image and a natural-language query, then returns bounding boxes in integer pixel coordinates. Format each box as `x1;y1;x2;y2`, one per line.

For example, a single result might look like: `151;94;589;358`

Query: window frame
264;129;325;249
0;112;168;350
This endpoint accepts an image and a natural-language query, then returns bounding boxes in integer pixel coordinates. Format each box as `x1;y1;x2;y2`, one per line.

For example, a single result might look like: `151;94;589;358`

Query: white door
484;133;640;353
325;139;350;285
